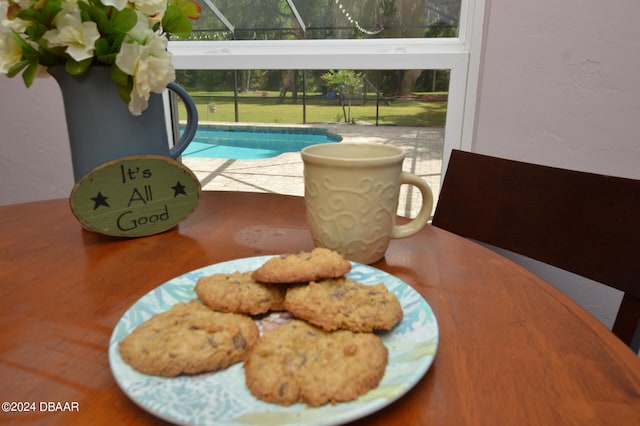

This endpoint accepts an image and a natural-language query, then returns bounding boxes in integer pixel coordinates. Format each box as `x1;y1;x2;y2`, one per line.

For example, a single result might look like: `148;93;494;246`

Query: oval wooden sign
70;155;201;237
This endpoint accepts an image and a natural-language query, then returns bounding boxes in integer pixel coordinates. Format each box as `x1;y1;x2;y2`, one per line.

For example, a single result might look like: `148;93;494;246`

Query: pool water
182;125;342;160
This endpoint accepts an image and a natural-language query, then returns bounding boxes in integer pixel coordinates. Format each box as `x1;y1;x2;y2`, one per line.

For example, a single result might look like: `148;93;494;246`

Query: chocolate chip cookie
244;319;388;406
283;277;403;332
251;248;351;284
195;271;286;315
119;300;259;377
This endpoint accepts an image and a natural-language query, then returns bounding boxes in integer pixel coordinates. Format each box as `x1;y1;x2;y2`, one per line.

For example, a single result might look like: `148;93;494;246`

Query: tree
321;70;364;123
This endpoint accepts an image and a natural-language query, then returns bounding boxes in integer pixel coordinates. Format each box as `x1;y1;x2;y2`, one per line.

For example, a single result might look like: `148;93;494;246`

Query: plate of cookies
109;248;439;425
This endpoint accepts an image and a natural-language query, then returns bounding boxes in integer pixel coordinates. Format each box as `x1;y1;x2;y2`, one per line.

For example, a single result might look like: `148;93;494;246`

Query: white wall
0;75;73;204
472;0;640;332
474;1;640;177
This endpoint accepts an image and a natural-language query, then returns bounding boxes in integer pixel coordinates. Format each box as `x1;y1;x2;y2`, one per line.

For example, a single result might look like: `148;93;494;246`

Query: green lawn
177;91;447;127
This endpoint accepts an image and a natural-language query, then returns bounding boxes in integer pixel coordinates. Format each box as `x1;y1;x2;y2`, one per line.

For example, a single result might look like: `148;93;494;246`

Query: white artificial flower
100;0;129;11
42;10;100;62
1;0;27;33
115;33;174;115
0;31;22;73
125;10;155;43
16;0;33;9
57;0;83;17
0;0;10;29
0;0;197;114
133;0;168;22
2;0;29;35
2;16;29;33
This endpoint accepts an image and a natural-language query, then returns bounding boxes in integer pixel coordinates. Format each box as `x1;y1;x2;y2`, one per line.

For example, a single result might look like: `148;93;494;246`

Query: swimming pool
181;125;343;160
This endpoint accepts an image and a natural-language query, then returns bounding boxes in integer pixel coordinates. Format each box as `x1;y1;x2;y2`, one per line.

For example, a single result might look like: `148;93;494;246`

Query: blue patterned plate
109;256;438;425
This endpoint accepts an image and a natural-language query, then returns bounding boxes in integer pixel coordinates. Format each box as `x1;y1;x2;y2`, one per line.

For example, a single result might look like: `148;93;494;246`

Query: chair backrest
432;149;640;351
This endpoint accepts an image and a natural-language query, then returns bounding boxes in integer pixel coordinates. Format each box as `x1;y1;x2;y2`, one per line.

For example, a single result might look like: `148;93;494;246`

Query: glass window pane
184;0;462;41
176;69;448;124
176;68;446;216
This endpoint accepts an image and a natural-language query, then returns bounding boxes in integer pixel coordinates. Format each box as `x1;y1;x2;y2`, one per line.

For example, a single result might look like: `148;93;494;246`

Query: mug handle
391;172;434;238
167;82;199;158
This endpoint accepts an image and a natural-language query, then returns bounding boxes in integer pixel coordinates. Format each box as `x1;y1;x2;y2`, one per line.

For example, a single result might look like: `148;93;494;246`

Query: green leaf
24;21;48;41
17;0;62;26
21;62;39;87
96;53;117;65
94;38;110;57
110;66;130;87
111;8;137;33
6;61;29;79
15;8;48;25
162;4;193;35
117;81;132;104
40;0;63;24
112;32;127;49
79;1;112;34
65;58;92;75
11;29;30;50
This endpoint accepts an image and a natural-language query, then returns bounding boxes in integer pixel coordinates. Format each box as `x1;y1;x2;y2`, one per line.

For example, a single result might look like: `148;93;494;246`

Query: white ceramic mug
301;143;433;264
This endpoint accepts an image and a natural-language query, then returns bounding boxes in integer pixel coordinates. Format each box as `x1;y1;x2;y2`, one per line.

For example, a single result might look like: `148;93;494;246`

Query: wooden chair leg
612;293;640;352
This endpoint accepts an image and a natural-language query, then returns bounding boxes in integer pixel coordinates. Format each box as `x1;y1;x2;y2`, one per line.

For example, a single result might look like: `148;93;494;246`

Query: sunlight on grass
178;91;447;127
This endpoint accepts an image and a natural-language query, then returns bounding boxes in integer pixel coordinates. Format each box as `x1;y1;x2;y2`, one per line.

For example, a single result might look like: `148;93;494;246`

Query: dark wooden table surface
1;191;638;425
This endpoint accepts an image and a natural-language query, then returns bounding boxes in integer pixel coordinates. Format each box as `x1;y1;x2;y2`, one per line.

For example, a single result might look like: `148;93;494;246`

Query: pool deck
182;122;445;218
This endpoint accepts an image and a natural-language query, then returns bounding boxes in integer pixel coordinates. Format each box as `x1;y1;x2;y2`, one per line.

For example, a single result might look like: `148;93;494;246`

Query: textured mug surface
302;143;433;264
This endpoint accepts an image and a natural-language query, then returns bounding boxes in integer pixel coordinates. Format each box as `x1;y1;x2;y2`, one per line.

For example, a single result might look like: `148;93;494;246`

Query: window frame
168;0;486;175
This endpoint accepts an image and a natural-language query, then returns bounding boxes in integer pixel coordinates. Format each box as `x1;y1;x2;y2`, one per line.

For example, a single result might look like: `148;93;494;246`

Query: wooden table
1;191;638;425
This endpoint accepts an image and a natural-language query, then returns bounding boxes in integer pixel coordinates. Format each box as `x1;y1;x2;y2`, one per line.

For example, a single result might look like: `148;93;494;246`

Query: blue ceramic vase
49;66;198;181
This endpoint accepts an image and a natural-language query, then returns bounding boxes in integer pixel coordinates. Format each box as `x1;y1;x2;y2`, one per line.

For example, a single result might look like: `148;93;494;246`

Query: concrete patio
182;122;445;218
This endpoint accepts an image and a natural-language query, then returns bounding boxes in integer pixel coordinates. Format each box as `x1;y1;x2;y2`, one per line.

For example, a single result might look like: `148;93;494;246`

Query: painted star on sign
91;192;110;210
172;181;187;197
